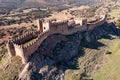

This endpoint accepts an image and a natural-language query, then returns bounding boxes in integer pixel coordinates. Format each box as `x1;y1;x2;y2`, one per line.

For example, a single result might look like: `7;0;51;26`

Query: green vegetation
0;57;24;80
70;8;96;18
64;35;120;80
0;54;8;65
0;8;51;26
0;26;28;80
0;47;7;55
0;41;5;46
65;37;110;80
0;32;5;39
109;9;120;19
116;21;120;28
94;39;120;80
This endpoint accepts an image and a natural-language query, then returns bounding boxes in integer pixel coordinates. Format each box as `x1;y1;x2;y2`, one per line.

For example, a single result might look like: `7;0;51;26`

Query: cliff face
18;22;120;80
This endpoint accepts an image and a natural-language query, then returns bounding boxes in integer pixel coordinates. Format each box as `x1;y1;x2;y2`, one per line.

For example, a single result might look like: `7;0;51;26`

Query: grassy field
64;37;112;80
109;9;120;19
94;38;120;80
0;56;24;80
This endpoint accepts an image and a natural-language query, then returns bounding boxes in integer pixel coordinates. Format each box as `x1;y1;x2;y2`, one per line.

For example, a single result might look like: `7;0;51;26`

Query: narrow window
44;27;46;30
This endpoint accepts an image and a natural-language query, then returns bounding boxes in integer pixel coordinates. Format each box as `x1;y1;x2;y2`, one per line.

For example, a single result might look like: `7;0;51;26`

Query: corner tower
6;41;15;57
37;19;43;33
80;18;87;26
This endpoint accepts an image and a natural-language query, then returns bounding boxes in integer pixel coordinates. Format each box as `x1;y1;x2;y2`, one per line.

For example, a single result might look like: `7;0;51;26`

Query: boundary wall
6;15;107;63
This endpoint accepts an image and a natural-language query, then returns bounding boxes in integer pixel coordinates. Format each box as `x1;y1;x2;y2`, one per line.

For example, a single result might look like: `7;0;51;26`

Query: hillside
17;22;120;80
0;0;25;14
0;0;120;80
0;0;119;14
23;0;103;5
94;39;120;80
0;0;119;5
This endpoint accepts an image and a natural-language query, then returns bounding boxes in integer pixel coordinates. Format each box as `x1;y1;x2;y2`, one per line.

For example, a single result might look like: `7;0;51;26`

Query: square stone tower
80;18;87;26
37;19;43;33
37;19;52;33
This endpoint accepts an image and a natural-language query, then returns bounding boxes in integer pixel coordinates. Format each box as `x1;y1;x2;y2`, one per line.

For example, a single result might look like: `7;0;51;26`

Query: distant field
94;38;120;80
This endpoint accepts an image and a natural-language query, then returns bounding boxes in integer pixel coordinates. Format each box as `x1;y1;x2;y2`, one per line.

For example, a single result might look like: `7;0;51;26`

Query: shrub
116;21;120;28
0;32;5;38
0;47;7;55
106;51;112;55
0;41;5;46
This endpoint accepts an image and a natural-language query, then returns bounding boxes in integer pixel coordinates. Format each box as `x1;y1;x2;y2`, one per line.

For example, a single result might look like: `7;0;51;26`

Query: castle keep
6;15;107;64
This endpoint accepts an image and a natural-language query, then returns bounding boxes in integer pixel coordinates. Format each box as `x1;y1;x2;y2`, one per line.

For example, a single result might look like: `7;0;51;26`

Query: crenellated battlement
50;20;68;28
52;20;68;24
6;14;107;64
12;31;38;44
23;38;39;49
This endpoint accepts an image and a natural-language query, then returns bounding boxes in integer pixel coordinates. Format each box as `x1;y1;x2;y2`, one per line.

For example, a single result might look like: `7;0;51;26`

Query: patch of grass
0;54;8;65
0;32;6;39
116;21;120;28
109;9;120;18
94;38;120;80
0;47;7;55
65;38;110;80
0;56;24;80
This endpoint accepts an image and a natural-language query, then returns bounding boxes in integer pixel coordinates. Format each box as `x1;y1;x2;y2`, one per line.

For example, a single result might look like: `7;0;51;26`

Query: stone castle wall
6;15;107;64
87;15;106;30
22;31;50;63
13;44;27;63
12;31;39;44
6;31;39;61
6;41;16;56
50;20;68;34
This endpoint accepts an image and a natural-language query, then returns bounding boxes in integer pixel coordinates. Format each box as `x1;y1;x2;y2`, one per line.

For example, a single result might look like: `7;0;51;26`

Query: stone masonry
6;15;107;64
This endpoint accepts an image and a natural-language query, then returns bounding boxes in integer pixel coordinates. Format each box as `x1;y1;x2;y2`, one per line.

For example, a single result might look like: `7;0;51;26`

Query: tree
116;21;120;28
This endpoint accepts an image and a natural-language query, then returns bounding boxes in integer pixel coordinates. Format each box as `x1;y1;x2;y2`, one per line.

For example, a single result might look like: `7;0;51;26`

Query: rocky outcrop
83;22;118;42
18;33;82;80
18;22;120;80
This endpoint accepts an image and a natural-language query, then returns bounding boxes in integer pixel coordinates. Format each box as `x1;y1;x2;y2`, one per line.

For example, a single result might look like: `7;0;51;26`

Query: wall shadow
80;39;106;50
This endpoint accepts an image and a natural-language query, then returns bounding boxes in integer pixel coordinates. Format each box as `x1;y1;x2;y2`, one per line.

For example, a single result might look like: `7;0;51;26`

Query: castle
6;15;107;64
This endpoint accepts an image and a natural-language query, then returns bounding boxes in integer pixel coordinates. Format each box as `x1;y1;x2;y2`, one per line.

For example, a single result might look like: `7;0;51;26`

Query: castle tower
20;45;28;64
6;41;16;57
37;19;43;33
80;18;87;26
101;14;107;20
